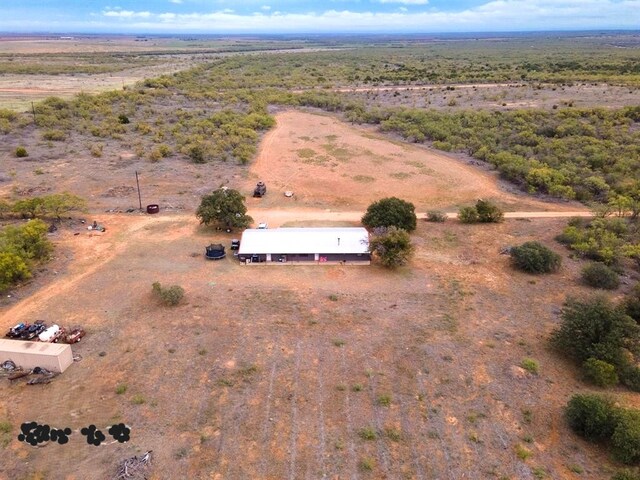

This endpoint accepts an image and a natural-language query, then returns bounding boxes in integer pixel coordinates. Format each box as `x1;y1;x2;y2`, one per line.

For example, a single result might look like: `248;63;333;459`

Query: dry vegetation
0;33;639;480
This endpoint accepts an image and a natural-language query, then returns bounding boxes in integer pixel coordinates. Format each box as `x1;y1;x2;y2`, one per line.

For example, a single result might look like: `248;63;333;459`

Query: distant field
1;33;638;111
0;34;324;110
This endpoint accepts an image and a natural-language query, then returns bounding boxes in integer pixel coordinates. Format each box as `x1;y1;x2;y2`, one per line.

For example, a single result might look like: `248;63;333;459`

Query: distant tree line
0;193;86;220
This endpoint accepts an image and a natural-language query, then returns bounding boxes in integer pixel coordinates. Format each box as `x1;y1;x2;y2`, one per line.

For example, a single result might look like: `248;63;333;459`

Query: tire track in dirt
416;372;453;480
1;214;183;324
314;351;328;479
258;361;279;476
288;339;302;480
339;347;360;480
397;393;426;480
363;357;393;477
210;297;268;477
247;208;593;228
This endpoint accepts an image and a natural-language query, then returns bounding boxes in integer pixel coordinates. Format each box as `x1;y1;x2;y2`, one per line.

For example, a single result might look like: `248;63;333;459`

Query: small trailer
39;324;64;343
65;327;86;344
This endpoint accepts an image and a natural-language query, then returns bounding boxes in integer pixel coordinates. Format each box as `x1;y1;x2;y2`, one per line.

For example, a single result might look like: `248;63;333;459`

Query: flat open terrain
330;82;640;111
2;106;628;479
0;35;316;111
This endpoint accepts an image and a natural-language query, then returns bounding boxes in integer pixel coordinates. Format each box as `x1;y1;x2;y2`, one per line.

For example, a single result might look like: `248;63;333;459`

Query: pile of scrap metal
115;450;152;479
27;367;58;385
1;360;28;381
1;361;58;384
0;360;20;378
88;220;106;232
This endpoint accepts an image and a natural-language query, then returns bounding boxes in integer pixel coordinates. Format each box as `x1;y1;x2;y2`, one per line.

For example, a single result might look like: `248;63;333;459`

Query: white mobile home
238;227;370;265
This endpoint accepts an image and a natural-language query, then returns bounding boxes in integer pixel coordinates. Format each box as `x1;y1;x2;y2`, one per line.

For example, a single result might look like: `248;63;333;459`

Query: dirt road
248;207;592;227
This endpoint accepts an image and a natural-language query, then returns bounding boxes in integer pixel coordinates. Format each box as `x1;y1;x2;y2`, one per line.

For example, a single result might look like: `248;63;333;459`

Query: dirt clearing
247;109;584;214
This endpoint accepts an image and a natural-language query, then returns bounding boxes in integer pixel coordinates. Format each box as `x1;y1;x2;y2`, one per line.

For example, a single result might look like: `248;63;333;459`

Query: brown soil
246;110;585;216
0;110;621;480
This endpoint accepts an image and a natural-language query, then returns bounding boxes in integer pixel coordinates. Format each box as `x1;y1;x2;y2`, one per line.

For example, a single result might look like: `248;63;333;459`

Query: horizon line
1;28;638;37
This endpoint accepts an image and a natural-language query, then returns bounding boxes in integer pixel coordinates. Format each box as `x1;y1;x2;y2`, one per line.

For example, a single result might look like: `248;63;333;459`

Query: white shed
0;339;73;373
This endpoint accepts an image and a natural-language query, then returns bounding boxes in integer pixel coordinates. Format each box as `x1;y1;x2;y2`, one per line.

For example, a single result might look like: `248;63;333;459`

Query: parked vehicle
231;239;240;250
5;322;28;338
65;327;86;344
258;222;268;229
253;181;267;198
21;321;46;340
38;324;64;343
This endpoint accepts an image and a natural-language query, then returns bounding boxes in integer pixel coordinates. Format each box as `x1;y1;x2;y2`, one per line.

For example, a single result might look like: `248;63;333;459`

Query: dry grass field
2;107;631;480
331;82;640;112
0;35;313;111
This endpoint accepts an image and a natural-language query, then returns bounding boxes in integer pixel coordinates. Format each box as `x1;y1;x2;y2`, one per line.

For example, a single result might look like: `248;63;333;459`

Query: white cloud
102;9;152;18
91;1;640;32
399;6;407;12
378;0;429;4
169;0;183;4
261;5;271;10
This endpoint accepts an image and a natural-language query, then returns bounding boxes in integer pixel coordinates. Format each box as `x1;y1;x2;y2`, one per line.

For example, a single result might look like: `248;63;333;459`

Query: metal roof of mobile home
239;227;369;255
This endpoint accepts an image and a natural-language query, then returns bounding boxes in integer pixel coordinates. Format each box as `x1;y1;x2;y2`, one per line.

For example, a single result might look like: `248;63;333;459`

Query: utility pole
135;171;142;210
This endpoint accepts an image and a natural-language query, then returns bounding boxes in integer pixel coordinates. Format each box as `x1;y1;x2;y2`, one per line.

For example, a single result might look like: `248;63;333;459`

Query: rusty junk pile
115;450;153;479
1;361;59;384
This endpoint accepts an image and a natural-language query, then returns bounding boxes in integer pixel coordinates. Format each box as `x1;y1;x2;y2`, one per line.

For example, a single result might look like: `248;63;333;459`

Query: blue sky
0;1;638;33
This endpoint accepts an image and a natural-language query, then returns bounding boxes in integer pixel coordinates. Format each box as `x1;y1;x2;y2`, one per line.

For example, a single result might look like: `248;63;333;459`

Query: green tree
152;281;184;306
196;188;253;230
361;197;417;232
622;244;640;269
0;199;11;219
0;252;31;292
426;211;447;222
42;193;87;220
510;241;562;273
0;219;52;260
12;197;45;219
476;199;504;223
188;144;207;164
581;262;620;290
458;206;479;224
612;469;640;480
583;358;619;387
623;283;640;322
551;296;640;367
368;226;414;268
565;393;619;442
609;195;633;217
612;410;640;464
